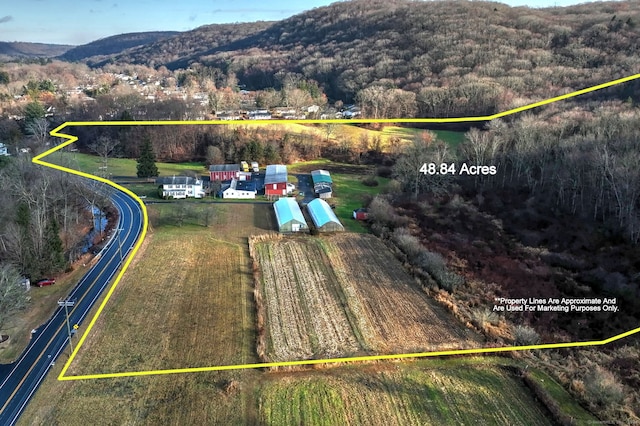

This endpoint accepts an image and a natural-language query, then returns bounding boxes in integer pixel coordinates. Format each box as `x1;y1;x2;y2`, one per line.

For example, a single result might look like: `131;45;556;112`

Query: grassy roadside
19;203;272;425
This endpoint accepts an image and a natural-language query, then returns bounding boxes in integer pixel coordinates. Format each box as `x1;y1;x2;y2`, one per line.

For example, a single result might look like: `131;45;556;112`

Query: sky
0;0;615;45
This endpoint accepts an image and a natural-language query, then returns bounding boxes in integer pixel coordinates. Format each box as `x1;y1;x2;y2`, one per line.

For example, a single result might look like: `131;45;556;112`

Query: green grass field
226;122;464;150
48;151;207;178
527;368;596;423
259;359;554;426
331;174;389;232
289;159;389;232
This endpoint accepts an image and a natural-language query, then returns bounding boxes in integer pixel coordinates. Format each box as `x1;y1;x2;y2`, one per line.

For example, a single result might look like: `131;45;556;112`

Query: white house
156;176;205;199
222;179;257;199
248;109;272;120
0;143;9;156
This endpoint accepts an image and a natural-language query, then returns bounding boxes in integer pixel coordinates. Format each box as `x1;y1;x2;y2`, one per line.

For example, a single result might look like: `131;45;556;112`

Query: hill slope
65;0;640;106
59;31;180;62
0;41;73;58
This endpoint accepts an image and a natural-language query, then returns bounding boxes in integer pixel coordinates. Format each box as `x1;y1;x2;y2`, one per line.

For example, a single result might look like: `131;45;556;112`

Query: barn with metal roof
265;164;288;197
273;197;308;233
306;199;344;232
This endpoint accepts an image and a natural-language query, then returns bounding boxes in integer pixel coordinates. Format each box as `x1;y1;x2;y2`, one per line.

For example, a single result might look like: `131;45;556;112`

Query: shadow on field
254;204;276;231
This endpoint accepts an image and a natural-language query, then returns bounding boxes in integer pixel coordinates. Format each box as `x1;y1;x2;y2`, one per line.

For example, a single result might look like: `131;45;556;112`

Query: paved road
0;184;144;425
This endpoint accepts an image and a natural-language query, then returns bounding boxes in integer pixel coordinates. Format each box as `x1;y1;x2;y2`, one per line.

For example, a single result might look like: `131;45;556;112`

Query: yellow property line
30;72;640;382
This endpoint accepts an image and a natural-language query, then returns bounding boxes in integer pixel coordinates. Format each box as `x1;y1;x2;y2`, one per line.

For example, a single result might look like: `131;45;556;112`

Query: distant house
265;164;288;197
248;109;272;120
222;179;256;199
216;112;241;121
209;164;241;181
274;197;308;233
0;143;9;156
343;106;361;118
311;170;333;199
156;176;205;199
307;199;344;232
353;208;369;221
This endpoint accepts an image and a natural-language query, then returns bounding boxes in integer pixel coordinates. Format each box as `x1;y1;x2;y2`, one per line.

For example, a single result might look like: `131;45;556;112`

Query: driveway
294;173;315;204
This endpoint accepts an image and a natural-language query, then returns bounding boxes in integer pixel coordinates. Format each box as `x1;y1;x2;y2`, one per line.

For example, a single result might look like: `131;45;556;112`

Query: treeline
72;123;345;165
460;107;640;244
392;102;640;244
0;157;107;280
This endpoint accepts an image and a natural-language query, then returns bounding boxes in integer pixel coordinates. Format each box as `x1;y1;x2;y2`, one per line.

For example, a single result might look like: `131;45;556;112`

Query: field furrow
253;233;481;363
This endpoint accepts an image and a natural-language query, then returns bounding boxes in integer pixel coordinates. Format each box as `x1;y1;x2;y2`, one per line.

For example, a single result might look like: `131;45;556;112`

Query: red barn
265;164;288;197
209;164;240;181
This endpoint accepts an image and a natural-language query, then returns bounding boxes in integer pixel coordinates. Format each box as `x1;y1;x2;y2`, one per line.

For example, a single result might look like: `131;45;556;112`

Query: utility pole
57;298;76;353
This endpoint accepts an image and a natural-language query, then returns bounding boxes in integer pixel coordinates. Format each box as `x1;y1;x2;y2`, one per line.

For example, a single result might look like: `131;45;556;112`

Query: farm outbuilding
311;169;333;198
209;164;240;181
222;179;257;199
353;208;369;220
274;197;308;233
307;199;344;232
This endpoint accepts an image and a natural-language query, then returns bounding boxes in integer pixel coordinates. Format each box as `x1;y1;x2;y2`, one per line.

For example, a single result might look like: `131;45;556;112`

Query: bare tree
89;136;119;178
0;263;30;335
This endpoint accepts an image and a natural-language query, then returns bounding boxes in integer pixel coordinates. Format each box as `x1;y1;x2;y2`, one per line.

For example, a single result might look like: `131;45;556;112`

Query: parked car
35;278;56;287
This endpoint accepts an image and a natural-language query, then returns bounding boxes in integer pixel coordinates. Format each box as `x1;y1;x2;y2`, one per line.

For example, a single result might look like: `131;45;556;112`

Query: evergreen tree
136;138;159;178
43;217;65;274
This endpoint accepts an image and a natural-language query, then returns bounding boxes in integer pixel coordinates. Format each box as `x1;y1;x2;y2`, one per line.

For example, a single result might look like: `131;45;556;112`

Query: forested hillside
59;31;179;62
0;42;73;59
85;22;274;69
73;0;640;110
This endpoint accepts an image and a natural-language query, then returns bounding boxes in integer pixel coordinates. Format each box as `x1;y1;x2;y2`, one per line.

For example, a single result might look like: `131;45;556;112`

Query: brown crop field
17;202;588;425
18;203;272;425
253;234;480;362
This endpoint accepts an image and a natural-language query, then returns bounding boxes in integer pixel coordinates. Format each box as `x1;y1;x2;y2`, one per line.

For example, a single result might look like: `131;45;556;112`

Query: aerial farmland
251;234;481;362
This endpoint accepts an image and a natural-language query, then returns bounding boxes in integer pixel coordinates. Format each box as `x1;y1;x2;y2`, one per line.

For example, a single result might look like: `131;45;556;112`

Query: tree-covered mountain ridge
66;0;640;109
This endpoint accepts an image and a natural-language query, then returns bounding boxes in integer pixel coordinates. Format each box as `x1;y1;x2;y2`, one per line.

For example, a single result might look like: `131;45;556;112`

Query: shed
311;169;333;198
274;197;308;233
353;208;369;220
311;170;333;185
307;199;344;232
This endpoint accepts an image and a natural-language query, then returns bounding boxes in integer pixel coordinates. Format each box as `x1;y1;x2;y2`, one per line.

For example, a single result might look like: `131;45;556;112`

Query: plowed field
254;234;480;362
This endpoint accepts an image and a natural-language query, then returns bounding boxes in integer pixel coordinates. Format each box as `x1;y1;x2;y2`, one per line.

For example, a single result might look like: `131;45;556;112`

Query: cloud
0;15;13;24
